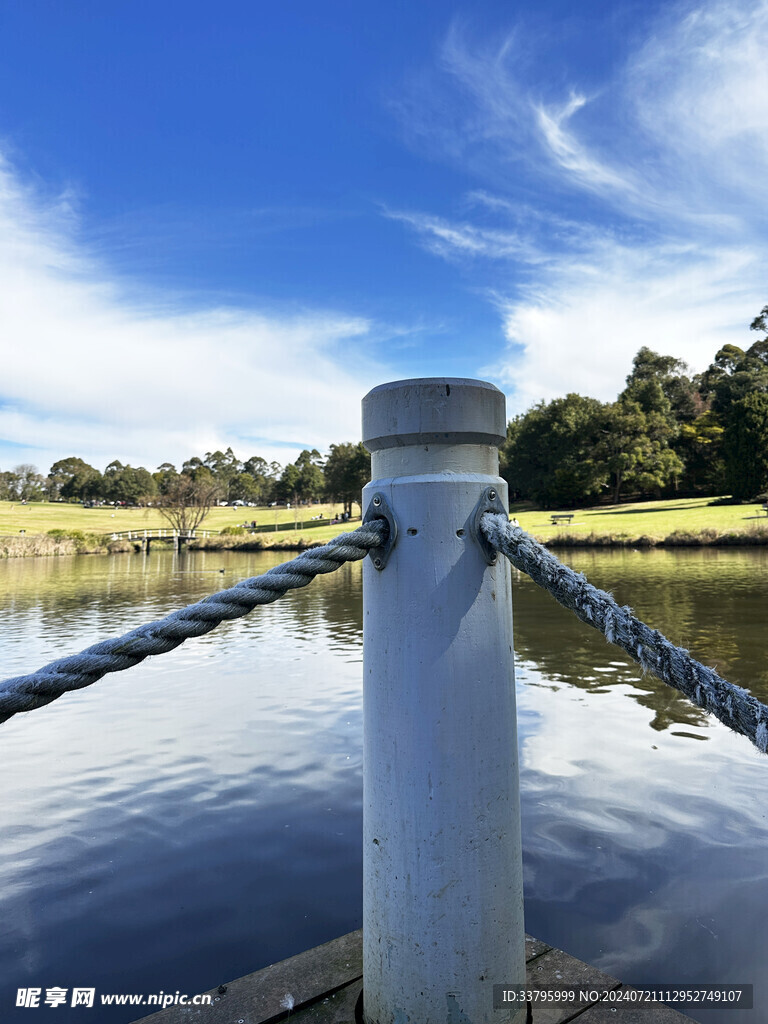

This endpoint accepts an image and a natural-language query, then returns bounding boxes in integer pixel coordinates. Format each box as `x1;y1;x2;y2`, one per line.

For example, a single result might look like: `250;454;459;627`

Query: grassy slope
511;496;768;543
0;501;351;537
3;496;768;553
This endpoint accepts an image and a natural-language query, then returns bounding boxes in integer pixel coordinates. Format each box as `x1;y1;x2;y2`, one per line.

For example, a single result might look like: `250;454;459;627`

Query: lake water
1;546;767;1022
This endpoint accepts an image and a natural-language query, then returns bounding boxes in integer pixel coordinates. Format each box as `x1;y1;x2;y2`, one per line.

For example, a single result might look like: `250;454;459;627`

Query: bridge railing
108;528;217;539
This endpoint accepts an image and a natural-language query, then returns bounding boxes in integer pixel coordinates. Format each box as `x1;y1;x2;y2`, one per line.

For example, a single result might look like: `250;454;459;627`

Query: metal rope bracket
470;486;507;564
363;492;398;570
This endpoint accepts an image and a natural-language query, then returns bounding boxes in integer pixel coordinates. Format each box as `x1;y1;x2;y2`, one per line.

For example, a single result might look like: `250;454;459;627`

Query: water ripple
1;547;767;1023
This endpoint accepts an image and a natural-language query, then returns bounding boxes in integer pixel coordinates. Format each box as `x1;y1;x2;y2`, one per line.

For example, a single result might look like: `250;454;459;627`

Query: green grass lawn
511;495;768;542
3;496;768;552
0;501;353;538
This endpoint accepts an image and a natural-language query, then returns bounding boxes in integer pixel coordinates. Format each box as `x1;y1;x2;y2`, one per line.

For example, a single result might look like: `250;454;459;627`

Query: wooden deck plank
525;934;553;961
131;930;694;1023
132;930;362;1024
576;997;695;1023
521;944;622;1024
284;982;362;1024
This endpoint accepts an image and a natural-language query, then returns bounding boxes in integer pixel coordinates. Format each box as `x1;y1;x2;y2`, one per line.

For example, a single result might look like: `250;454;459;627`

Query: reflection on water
514;545;768;708
515;548;768;1023
0;547;766;1022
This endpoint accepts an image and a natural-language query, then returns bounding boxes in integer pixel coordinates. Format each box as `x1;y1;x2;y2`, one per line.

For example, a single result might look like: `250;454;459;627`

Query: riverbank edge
3;523;768;557
0;533;333;558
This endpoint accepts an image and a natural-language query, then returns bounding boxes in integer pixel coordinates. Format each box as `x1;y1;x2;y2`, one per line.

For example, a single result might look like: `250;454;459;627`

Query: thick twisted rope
0;521;387;725
482;513;768;755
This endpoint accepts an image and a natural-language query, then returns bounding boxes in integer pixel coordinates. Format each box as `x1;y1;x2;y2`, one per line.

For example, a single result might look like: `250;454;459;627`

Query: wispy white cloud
533;93;642;201
627;0;768;203
383;207;548;263
490;243;759;410
0;156;383;474
392;0;768;409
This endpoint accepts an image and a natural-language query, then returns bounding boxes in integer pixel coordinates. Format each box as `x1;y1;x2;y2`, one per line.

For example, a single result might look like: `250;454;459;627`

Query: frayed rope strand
481;513;768;756
0;520;388;726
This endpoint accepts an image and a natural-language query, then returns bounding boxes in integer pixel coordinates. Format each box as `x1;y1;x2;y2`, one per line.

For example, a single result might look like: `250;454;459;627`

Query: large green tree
295;449;325;502
501;394;606;507
229;472;263;504
324;442;370;516
9;464;46;501
596;400;683;504
676;411;724;493
49;457;102;501
622;347;699;423
153;462;180;496
693;307;768;493
620;347;718;493
698;340;768;417
275;463;302;504
0;471;16;500
274;451;325;505
722;392;768;500
103;461;157;504
750;304;768;335
242;455;279;504
203;447;242;501
0;465;45;501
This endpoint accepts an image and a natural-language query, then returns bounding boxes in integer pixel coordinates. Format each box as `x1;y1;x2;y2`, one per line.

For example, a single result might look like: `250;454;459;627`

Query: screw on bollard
361;378;526;1024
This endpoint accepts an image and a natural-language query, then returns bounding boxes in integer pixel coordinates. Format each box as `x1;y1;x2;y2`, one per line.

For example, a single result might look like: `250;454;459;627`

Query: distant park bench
550;513;575;526
759;502;768;517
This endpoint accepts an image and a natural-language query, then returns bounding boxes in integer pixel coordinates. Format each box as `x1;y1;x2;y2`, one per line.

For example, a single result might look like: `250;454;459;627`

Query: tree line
0;442;371;517
500;306;768;507
4;306;767;514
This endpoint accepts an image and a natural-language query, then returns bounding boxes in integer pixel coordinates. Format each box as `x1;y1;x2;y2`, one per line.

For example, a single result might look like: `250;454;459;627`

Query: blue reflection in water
515;546;768;1024
1;551;365;1022
0;547;766;1023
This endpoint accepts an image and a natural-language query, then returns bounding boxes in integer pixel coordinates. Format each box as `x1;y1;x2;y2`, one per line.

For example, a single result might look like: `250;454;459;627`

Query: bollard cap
362;378;506;452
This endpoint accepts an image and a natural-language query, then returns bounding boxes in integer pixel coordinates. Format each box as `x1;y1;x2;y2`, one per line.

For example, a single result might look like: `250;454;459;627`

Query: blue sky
0;0;766;474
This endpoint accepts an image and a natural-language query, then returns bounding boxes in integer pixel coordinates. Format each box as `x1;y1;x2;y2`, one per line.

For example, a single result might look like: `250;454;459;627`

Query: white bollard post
362;378;526;1024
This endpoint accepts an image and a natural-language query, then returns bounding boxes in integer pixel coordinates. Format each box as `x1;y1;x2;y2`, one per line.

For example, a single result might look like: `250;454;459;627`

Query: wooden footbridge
109;528;217;552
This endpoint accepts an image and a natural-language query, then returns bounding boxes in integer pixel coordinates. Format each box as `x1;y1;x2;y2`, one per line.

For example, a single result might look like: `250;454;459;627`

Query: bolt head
373;557;383;569
488;489;497;500
373;495;382;506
